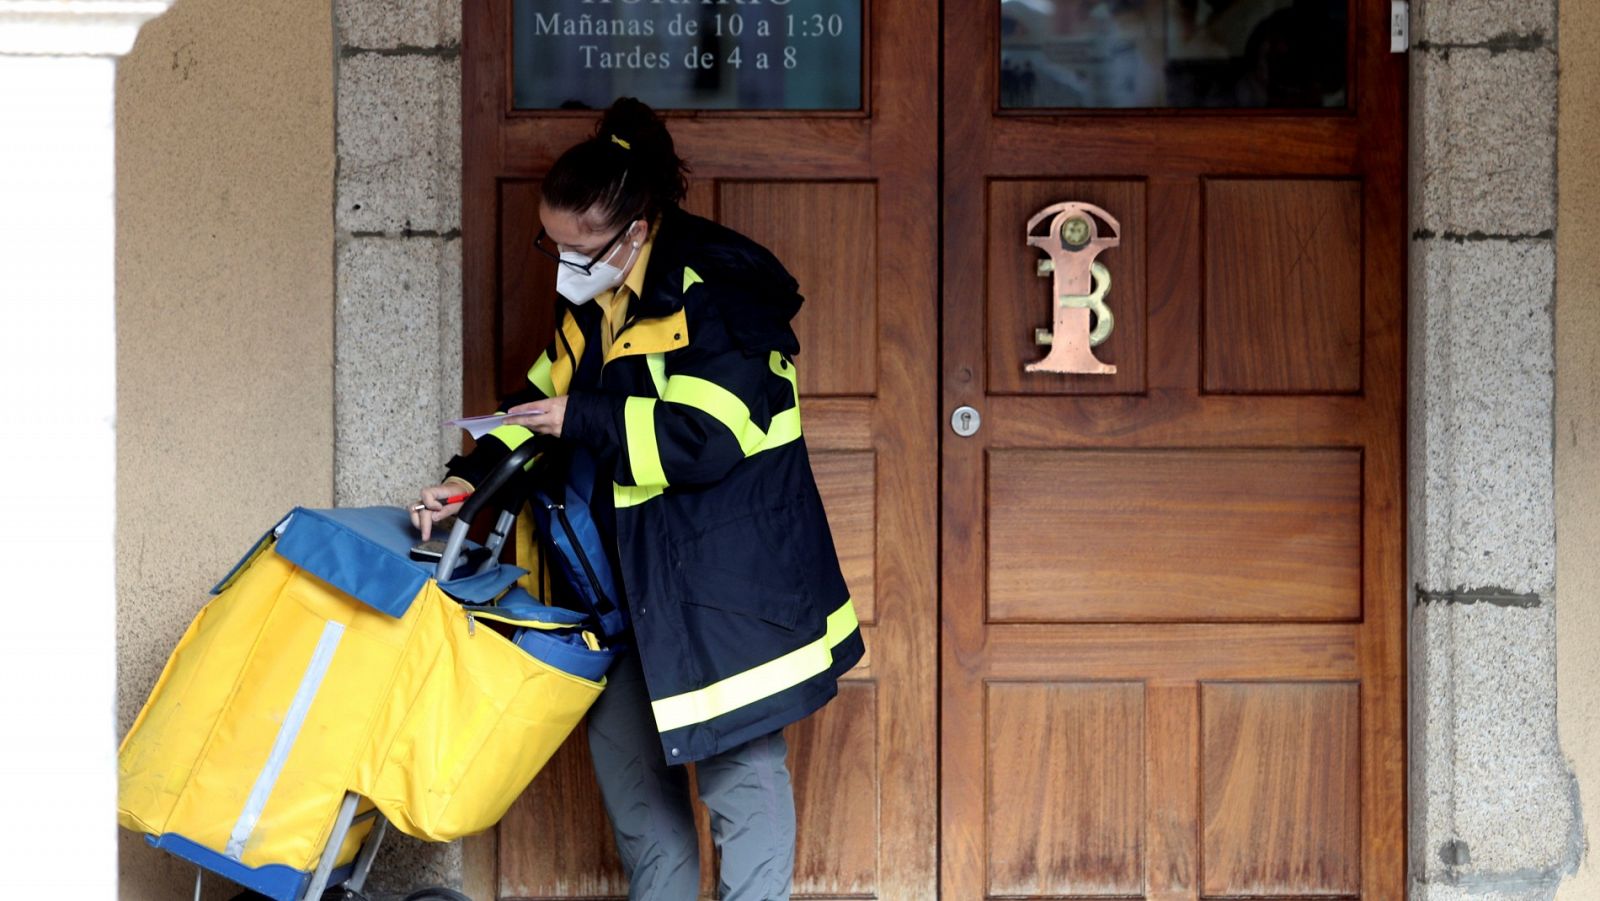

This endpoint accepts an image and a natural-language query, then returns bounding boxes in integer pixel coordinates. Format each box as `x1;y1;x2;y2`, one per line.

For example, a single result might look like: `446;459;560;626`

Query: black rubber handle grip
456;439;543;526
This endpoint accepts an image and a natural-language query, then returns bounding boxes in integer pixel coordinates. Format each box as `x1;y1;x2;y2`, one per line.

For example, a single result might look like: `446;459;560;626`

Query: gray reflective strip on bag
225;620;346;860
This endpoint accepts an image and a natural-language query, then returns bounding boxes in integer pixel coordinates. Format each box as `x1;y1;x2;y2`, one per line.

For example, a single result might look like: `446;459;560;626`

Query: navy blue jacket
449;206;862;763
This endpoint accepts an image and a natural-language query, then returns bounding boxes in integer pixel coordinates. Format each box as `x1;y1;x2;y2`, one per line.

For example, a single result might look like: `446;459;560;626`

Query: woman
412;98;861;900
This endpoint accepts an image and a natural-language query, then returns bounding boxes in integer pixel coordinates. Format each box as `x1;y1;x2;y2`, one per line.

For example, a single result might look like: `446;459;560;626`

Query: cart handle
436;440;543;579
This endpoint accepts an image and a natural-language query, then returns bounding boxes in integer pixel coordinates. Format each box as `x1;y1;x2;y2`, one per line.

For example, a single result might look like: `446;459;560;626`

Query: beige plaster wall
114;0;334;897
1557;0;1600;897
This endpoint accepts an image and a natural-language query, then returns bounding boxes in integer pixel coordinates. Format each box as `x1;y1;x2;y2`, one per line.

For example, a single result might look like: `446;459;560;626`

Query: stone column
334;1;467;894
1409;1;1582;897
0;0;172;894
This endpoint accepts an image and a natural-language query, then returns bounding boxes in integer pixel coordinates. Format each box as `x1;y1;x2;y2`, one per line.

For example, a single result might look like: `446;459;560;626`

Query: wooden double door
464;0;1405;897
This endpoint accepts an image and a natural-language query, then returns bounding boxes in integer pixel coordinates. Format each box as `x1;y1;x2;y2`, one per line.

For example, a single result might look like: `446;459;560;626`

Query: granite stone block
335;236;451;507
337;54;452;234
1412;599;1459;886
1414;883;1565;901
439;0;461;47
1413;0;1555;46
1414;48;1556;236
437;61;461;231
337;0;445;50
1411;603;1581;892
1414;238;1555;595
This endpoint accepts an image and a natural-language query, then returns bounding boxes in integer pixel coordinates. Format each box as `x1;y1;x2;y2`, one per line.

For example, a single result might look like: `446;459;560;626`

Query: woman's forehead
539;202;614;246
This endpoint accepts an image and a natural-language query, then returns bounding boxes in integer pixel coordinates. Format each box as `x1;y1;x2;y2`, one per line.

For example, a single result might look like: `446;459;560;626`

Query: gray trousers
586;648;796;901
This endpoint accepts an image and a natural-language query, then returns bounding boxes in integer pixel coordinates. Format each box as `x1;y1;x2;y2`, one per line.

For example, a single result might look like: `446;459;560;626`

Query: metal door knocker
1025;201;1119;375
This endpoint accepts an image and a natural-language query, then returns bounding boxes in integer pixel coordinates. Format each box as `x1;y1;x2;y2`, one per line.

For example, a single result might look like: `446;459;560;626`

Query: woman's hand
503;395;568;437
411;480;472;541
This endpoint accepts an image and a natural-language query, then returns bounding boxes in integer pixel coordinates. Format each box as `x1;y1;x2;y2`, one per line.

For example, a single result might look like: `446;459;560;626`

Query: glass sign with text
513;0;863;110
1000;0;1347;109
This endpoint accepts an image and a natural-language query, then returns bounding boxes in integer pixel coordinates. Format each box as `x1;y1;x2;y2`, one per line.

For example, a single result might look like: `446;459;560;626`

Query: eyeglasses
533;225;629;275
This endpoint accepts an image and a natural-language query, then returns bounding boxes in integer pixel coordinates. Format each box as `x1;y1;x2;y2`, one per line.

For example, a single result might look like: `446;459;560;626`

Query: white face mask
555;225;641;305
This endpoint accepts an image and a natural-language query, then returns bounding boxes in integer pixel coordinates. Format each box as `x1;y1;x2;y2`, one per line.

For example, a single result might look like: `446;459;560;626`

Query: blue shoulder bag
525;445;628;640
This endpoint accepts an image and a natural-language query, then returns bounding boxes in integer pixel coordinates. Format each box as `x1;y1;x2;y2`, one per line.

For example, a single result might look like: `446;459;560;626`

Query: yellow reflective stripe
528;352;556;397
646;352;668;397
650;599;859;732
624;396;667;487
682;266;703;292
487;423;534;450
768;351;799;400
766;408;801;447
663;375;766;454
762;351;802;449
614;483;665;508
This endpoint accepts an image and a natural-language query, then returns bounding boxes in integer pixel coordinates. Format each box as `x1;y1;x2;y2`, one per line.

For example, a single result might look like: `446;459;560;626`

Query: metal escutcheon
951;405;981;437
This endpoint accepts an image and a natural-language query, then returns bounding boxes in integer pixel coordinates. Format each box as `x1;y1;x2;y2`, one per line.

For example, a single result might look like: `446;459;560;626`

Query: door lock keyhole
951;406;981;437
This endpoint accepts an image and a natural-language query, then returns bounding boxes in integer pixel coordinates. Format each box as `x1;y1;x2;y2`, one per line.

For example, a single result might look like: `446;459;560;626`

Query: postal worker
412;97;862;900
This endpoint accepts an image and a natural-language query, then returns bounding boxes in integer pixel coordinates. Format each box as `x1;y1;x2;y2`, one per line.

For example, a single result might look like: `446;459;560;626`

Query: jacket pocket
676;499;808;632
678;561;804;631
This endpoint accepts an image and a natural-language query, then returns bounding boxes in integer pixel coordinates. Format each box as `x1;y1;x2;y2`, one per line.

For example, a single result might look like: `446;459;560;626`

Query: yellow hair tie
609;134;631;150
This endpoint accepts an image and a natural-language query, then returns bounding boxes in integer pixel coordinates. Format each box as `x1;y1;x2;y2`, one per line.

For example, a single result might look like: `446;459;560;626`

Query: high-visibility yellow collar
602;219;693;364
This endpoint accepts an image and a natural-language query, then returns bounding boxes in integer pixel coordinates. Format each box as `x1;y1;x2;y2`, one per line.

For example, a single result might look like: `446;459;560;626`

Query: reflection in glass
512;0;862;111
999;0;1347;109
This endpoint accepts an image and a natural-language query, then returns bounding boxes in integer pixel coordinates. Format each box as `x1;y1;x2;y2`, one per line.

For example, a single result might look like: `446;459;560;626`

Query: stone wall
333;0;472;894
1409;0;1584;897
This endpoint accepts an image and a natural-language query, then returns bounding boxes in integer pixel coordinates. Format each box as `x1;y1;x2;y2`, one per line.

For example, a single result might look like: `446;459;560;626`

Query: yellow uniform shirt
594;222;657;360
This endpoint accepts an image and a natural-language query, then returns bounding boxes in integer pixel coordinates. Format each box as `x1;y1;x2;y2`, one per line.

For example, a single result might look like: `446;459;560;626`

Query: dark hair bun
541;98;689;228
598;98;689;211
599;99;665;154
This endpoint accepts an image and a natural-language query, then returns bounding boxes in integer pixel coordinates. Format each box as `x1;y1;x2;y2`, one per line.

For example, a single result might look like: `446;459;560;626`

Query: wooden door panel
790;682;880;897
1203;179;1364;395
985;682;1145;897
1200;682;1362;897
718;181;879;398
977;118;1361;177
987;448;1363;623
497;726;626;899
499;179;555;399
811;451;877;624
982;625;1360;682
986;179;1146;396
976;679;1365;900
1146;683;1200;900
501;118;878;179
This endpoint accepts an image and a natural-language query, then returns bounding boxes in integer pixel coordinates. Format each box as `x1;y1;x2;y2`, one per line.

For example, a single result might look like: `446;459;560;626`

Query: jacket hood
639;206;804;356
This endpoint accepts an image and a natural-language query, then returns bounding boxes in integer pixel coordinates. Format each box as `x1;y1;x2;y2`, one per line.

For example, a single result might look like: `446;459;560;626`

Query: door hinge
1391;1;1410;52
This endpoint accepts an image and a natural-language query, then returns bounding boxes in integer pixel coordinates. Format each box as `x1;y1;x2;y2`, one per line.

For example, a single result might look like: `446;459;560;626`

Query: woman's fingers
417;501;465;542
414;484;459;540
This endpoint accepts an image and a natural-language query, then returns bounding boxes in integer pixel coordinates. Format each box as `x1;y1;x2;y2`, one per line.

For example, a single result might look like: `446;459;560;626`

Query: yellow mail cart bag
118;506;611;900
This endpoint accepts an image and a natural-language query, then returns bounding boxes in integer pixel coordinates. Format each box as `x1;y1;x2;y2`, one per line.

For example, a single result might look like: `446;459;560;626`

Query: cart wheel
401;889;473;901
